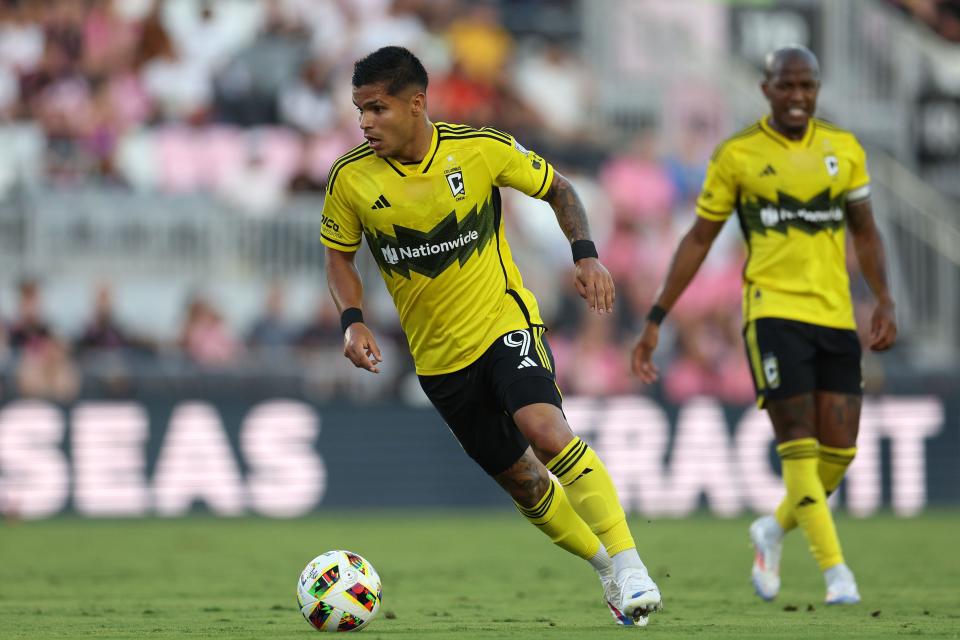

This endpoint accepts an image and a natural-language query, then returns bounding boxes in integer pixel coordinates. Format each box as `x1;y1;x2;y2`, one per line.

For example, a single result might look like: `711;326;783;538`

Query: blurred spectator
75;282;154;396
662;313;753;405
512;40;591;141
0;2;44;83
296;297;341;351
429;60;499;125
140;17;211;122
553;312;632;397
82;0;140;77
247;282;294;351
8;279;51;353
278;57;337;134
178;294;241;366
600;130;677;226
8;279;80;402
16;336;80;402
445;3;512;85
213;0;309;126
76;282;151;354
661;117;711;207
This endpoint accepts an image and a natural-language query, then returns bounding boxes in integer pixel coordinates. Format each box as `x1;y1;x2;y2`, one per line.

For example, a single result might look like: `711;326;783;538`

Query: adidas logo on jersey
517;357;538;369
796;495;817;508
759;164;777;177
371;194;391;209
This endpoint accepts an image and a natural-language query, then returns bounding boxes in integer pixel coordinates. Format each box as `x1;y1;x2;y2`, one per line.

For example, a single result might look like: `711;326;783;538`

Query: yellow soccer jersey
321;122;555;375
696;117;871;329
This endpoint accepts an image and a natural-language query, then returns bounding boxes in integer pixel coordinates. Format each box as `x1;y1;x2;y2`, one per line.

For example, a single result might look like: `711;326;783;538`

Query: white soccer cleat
750;516;782;601
602;568;662;626
824;564;861;605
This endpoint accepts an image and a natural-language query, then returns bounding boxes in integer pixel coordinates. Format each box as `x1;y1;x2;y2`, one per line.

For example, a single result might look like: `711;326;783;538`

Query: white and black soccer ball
297;550;382;632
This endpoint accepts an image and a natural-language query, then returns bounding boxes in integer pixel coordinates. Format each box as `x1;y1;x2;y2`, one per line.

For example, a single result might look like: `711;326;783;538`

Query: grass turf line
0;512;958;639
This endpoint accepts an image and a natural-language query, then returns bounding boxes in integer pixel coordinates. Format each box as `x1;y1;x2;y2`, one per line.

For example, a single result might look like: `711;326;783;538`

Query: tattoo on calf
497;454;549;508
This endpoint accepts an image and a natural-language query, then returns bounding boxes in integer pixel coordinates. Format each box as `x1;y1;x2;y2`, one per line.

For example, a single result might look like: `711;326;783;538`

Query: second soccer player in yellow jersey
632;46;897;605
322;46;661;626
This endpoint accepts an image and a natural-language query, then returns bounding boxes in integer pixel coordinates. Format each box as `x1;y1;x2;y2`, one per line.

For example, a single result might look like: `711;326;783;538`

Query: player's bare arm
630;216;725;382
324;247;383;373
846;198;897;351
542;172;614;314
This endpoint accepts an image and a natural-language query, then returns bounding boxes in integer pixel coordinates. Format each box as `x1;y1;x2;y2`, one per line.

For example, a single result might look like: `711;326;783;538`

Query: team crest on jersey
444;166;466;201
824;155;839;177
762;353;781;389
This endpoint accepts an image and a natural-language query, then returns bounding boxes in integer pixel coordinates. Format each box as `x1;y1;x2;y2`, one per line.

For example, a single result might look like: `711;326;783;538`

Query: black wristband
571;239;599;263
340;307;364;333
646;304;667;326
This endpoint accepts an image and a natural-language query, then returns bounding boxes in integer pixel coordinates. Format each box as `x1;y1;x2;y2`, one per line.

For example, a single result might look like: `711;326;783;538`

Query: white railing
869;151;960;367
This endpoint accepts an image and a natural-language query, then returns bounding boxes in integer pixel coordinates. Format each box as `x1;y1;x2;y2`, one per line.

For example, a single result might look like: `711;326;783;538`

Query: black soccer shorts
418;327;562;476
743;317;863;408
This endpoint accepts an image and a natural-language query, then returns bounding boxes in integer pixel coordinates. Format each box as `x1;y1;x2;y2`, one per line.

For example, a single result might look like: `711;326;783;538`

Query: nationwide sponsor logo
364;199;495;279
742;188;846;236
759;205;844;228
380;230;479;266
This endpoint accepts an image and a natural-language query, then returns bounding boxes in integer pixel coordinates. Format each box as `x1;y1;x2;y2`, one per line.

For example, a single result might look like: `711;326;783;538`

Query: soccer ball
297;550;382;632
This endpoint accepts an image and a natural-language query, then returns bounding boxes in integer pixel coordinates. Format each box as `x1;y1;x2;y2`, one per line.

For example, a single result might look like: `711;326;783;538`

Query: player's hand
574;257;615;314
343;323;382;373
631;322;660;383
868;299;897;351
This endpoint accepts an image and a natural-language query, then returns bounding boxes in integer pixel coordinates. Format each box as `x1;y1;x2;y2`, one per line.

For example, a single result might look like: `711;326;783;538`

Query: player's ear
410;91;426;116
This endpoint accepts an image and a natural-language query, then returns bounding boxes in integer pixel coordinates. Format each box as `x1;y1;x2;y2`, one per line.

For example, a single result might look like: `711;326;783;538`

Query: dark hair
352;46;428;95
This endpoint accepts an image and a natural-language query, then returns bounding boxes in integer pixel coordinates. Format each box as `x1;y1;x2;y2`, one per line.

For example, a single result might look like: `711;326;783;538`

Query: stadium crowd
0;0;882;404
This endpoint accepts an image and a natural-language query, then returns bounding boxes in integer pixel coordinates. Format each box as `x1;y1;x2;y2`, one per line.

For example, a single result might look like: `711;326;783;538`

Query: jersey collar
760;116;815;148
382;124;440;176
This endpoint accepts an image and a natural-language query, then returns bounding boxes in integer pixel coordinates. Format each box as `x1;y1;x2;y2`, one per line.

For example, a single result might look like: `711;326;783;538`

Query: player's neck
391;118;434;164
766;115;808;141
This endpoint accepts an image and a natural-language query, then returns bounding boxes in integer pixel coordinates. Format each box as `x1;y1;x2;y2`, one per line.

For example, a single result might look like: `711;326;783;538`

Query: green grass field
1;511;958;639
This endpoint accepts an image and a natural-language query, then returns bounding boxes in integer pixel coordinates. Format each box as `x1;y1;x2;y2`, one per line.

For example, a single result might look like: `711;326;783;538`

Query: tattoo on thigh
768;394;816;441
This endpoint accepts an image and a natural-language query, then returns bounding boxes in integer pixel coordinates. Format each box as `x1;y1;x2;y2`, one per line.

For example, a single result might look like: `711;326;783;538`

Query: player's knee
512;405;572;461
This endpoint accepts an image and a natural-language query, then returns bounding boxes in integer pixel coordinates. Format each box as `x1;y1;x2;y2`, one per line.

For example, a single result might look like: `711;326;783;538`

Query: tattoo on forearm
545;175;591;242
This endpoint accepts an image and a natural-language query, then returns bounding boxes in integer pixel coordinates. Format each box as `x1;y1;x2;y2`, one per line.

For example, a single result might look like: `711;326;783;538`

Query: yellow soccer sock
547;437;635;557
515;477;601;560
777;438;844;570
775;445;857;532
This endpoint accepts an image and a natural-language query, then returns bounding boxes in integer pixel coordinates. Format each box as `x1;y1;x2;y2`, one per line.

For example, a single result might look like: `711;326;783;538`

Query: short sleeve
695;144;738;222
846;136;871;202
488;133;555;199
320;179;362;251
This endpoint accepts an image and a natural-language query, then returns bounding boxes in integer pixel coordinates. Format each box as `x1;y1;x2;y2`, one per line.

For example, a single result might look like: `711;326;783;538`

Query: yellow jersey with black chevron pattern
321;122;555;375
696;117;871;329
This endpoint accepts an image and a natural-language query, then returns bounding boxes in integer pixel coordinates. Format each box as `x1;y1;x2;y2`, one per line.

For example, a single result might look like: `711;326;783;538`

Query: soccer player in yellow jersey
322;46;661;626
631;46;897;605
